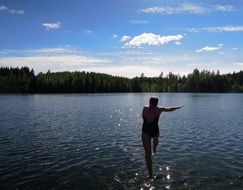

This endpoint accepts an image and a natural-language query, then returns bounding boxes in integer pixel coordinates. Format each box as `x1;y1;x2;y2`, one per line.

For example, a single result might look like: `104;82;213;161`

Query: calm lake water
0;93;243;190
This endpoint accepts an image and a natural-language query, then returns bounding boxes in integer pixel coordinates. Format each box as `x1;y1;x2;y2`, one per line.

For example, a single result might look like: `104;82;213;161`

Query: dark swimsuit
142;116;159;138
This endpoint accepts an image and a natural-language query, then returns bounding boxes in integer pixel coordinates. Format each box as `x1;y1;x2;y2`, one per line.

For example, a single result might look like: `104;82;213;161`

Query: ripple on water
1;93;243;189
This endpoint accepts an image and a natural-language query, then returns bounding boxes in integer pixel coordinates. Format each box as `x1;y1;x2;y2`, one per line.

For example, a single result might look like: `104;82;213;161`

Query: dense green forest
0;67;243;93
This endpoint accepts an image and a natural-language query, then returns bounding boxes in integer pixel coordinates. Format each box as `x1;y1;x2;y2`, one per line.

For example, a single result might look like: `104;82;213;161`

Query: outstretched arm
159;105;183;112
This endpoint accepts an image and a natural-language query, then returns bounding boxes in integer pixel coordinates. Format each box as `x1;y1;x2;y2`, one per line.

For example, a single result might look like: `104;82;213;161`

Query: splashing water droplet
144;183;150;187
114;176;121;183
166;185;170;189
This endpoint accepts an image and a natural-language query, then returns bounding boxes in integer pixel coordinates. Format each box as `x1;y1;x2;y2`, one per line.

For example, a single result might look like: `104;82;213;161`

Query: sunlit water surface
0;93;243;190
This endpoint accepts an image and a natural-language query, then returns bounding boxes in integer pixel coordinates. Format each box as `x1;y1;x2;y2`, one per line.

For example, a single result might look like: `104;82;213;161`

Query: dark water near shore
0;93;243;190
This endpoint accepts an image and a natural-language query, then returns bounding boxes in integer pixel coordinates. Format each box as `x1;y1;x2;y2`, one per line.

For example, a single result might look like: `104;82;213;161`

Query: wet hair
149;96;159;107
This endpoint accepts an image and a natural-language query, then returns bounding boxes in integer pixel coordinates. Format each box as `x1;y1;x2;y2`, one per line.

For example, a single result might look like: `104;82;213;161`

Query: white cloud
1;47;242;77
0;48;109;73
234;62;243;66
204;26;243;32
112;34;118;38
0;48;197;77
184;28;200;33
31;48;76;56
232;48;238;50
179;3;206;14
141;3;236;15
214;5;234;12
174;41;181;45
0;5;24;14
42;22;61;30
218;52;225;55
83;29;93;34
196;46;222;53
180;25;243;33
0;56;108;73
16;10;25;15
187;62;217;67
124;33;183;47
107;50;242;77
120;35;131;42
9;9;15;14
9;9;25;15
82;65;162;78
141;6;166;14
218;44;224;47
130;20;149;24
141;3;206;14
96;51;204;77
0;5;8;10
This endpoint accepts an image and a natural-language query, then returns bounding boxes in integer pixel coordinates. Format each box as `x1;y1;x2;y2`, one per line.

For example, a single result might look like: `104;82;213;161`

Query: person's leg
142;132;153;178
153;137;158;154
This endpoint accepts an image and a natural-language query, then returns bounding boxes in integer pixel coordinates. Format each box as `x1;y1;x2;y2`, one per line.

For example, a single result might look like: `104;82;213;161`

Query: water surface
0;93;243;189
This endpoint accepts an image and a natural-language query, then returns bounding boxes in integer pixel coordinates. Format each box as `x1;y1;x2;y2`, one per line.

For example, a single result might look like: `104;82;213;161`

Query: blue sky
1;0;243;77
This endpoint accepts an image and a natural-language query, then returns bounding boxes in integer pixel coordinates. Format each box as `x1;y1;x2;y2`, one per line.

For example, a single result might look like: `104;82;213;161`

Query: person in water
142;96;183;179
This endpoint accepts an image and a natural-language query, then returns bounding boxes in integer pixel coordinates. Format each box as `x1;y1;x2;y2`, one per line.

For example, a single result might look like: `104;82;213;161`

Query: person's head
149;96;159;107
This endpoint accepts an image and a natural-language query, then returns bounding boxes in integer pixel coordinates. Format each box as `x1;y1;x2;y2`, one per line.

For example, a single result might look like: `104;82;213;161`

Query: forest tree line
0;66;243;93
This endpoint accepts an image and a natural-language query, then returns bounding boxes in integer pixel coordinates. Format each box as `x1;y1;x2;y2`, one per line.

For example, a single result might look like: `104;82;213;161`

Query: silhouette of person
142;96;183;179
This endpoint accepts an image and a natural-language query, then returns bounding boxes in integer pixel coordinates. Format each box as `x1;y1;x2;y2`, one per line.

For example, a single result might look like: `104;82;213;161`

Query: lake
0;93;243;190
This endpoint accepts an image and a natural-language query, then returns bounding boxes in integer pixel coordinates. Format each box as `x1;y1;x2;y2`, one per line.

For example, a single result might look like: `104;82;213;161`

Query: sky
1;0;243;77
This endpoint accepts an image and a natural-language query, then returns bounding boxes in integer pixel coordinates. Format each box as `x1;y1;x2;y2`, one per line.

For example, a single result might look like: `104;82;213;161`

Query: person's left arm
159;105;183;113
